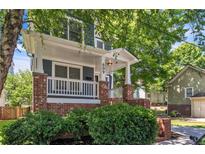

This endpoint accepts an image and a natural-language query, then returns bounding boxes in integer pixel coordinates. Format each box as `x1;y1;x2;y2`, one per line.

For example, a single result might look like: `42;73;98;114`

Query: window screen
69;67;80;80
96;40;104;49
69;20;82;43
55;65;67;78
83;66;94;81
185;87;193;98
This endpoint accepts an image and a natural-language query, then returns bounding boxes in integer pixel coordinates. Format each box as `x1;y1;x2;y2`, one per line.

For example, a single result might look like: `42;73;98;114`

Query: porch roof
23;30;138;72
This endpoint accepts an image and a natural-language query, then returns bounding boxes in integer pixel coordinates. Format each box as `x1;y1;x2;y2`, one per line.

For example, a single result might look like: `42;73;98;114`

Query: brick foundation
127;99;151;109
33;73;151;115
47;103;100;115
168;104;191;117
33;72;47;111
123;84;133;101
157;117;171;142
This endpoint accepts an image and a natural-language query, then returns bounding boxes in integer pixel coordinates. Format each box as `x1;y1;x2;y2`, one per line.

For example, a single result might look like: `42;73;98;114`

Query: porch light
107;59;113;66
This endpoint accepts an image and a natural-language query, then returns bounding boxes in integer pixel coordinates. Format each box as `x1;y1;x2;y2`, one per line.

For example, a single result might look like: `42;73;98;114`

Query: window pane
83;66;94;81
97;40;103;49
186;88;193;97
69;67;80;80
69;20;82;43
55;65;67;78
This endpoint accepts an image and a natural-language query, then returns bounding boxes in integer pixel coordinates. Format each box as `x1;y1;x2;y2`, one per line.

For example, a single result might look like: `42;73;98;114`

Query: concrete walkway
156;126;205;145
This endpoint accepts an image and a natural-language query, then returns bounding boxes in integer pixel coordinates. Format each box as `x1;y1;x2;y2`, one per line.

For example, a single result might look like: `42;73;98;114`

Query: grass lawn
0;120;16;145
171;119;205;128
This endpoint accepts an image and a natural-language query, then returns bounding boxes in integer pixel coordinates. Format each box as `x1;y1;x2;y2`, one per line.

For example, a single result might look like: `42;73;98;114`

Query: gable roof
168;65;205;84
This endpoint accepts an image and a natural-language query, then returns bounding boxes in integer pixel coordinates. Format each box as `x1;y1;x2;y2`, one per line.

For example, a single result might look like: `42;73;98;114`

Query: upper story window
185;87;193;98
95;38;104;49
68;18;83;43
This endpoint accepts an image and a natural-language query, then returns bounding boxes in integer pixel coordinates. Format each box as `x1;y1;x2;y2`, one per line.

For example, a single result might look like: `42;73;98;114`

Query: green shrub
87;103;158;145
64;108;89;139
1;110;64;145
170;110;181;117
1;119;30;145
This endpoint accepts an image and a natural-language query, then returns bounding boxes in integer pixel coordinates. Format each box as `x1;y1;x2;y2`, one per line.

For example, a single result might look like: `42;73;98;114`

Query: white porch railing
47;77;99;98
109;87;123;98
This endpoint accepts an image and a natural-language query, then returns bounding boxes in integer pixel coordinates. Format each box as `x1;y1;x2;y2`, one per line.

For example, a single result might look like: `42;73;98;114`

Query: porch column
34;40;44;73
123;62;133;101
33;72;47;112
125;62;131;85
99;56;109;104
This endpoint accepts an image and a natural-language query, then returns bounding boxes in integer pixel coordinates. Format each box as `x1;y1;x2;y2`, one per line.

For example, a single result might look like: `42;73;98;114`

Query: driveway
156;126;205;145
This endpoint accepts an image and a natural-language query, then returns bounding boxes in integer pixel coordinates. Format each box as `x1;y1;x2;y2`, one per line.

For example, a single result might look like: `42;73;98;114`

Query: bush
87;103;158;145
170;110;181;117
1;119;30;145
64;108;89;139
1;110;64;145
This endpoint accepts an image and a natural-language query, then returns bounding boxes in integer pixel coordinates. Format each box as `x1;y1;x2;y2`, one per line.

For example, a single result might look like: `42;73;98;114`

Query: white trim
95;37;105;50
67;17;84;45
52;61;87;80
185;87;194;98
47;98;101;104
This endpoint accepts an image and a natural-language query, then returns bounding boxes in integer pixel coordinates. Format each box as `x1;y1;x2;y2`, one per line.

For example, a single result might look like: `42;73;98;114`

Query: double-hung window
68;19;83;43
185;87;193;98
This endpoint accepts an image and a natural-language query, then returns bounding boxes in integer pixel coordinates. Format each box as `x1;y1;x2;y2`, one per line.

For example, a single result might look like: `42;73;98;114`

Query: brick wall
168;104;191;117
47;103;100;115
123;84;133;101
127;99;151;109
99;81;109;101
157;117;171;142
33;72;47;111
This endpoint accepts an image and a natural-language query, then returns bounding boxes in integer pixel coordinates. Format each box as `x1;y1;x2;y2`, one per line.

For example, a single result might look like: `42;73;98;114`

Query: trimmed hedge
87;103;158;145
64;108;89;139
1;110;64;145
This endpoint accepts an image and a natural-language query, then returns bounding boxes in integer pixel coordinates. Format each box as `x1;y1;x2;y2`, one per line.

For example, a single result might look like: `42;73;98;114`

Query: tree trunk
0;9;24;95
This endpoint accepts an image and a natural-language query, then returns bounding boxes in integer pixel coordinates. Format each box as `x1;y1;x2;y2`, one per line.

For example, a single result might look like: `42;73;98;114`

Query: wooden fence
0;106;31;120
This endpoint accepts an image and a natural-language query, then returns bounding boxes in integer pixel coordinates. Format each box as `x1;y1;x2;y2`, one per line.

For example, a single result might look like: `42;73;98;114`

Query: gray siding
168;67;205;105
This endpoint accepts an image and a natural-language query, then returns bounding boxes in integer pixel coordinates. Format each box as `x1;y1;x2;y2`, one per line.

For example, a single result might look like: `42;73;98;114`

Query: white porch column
110;72;114;98
125;62;131;85
34;40;44;73
100;56;106;81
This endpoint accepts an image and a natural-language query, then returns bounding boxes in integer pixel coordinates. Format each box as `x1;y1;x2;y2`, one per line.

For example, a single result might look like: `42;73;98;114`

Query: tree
165;42;205;80
5;70;32;107
0;10;24;95
1;9;205;94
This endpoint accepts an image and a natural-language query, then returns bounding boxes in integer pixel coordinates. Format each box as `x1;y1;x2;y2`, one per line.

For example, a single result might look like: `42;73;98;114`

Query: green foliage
1;110;64;145
87;103;158;145
169;110;181;117
1;118;31;145
5;70;32;106
64;108;89;139
26;10;205;91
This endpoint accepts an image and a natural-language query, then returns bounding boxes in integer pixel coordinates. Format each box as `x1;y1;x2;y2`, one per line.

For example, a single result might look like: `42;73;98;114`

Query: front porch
23;31;150;114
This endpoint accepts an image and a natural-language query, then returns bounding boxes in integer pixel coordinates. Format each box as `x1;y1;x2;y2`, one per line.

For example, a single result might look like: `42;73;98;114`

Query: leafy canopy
26;10;205;91
5;70;32;106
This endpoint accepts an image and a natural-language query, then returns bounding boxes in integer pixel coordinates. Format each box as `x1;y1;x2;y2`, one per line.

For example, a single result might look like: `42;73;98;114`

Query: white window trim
52;61;96;82
67;17;84;44
52;62;82;80
185;87;194;98
95;37;105;49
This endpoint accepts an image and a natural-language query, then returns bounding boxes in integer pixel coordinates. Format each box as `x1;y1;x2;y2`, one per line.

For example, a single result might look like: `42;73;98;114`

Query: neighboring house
167;65;205;117
133;87;146;99
148;91;167;104
23;17;138;114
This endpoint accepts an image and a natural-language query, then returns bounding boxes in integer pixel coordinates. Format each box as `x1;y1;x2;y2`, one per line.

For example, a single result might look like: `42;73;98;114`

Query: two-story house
23;15;139;115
